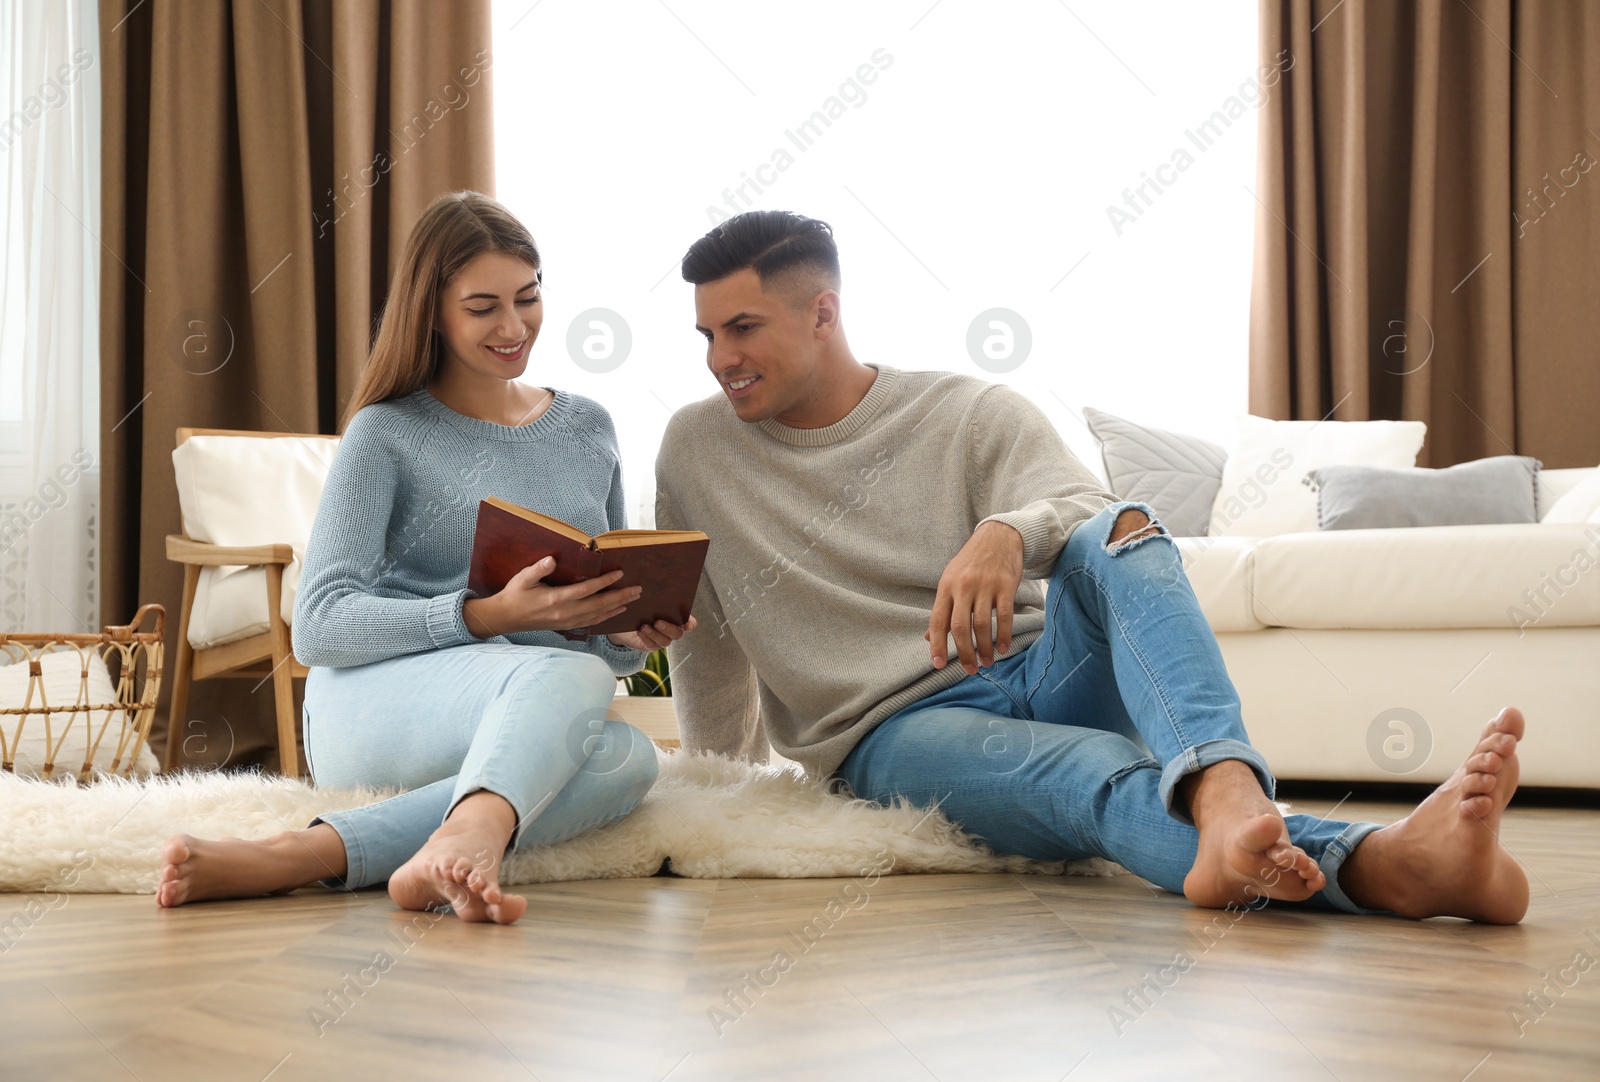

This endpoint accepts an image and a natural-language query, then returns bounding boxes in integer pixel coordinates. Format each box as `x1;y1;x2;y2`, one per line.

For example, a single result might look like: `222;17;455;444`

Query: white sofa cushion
1174;536;1264;632
1250;522;1600;630
1541;466;1600;523
1210;416;1427;537
172;435;338;649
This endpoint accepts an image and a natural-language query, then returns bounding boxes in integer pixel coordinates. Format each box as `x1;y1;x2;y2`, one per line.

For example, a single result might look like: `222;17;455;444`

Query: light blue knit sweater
292;387;646;676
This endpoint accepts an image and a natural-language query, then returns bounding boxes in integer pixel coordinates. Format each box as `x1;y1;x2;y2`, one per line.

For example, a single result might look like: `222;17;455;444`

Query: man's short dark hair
681;211;841;305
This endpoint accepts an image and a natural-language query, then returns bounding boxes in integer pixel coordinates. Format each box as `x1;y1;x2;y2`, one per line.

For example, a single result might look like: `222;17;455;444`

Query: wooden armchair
163;428;338;775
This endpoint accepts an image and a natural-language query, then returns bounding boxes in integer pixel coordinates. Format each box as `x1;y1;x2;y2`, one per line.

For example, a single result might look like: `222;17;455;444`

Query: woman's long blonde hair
341;191;541;430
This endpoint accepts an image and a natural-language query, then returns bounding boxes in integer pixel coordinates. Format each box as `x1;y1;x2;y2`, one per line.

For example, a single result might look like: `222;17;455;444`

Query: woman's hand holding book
463;558;640;639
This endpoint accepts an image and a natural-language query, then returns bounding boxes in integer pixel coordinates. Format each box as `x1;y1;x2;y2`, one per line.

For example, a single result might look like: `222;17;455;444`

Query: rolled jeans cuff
310;811;364;892
1157;738;1276;825
1314;821;1388;915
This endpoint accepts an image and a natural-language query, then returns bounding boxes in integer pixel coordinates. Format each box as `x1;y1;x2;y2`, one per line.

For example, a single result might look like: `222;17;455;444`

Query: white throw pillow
0;650;158;778
1209;416;1427;537
1542;467;1600;523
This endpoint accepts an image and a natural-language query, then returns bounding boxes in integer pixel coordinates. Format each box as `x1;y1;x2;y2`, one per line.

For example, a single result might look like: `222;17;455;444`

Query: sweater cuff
590;635;647;678
426;589;476;650
978;511;1060;571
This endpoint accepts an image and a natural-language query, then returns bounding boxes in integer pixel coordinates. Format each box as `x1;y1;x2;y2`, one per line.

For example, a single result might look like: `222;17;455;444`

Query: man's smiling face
693;268;829;425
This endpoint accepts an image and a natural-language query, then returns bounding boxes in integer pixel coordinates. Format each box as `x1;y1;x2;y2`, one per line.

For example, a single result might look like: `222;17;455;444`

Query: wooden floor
3;796;1598;1082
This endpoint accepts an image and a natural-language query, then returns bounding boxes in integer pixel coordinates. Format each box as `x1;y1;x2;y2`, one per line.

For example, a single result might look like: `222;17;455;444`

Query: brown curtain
99;0;495;770
1250;0;1600;467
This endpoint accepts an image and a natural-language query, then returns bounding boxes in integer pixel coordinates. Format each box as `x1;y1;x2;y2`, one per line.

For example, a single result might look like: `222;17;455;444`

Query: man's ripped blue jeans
834;502;1384;913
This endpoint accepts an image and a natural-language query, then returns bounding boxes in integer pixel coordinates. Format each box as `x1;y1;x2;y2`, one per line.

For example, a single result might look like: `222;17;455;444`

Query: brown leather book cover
466;497;710;641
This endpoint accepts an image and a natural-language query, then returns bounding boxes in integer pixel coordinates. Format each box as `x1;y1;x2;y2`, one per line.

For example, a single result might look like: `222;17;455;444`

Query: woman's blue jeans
302;643;659;890
834;503;1384;914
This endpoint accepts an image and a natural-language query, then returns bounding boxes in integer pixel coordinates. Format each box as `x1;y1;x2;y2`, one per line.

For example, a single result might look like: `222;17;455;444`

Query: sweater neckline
409;386;572;441
756;365;898;447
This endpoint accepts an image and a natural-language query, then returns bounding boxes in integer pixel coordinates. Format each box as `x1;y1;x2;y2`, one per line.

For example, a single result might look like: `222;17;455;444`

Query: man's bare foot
1338;708;1529;924
387;791;527;924
156;825;346;908
1181;760;1327;908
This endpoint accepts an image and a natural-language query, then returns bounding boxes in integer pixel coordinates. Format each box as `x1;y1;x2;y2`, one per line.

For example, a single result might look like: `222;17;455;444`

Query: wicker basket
0;604;165;782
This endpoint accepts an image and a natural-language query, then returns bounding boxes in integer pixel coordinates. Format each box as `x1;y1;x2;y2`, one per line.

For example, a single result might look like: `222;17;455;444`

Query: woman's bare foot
1337;708;1529;924
156;824;347;908
1181;760;1326;908
387;791;527;924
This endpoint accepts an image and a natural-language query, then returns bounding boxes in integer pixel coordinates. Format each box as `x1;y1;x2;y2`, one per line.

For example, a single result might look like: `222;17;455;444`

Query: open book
466;497;710;641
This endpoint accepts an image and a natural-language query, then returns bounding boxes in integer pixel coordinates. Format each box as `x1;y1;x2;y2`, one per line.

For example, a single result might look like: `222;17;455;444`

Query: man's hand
608;615;698;653
925;520;1024;675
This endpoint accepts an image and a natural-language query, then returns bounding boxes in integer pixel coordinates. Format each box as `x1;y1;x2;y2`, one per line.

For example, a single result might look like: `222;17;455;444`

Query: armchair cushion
172;435;337;649
186;564;307;650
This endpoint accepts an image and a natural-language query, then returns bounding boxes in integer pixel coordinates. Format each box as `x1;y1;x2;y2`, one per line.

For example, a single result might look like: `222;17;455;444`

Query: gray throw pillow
1083;407;1227;537
1302;456;1543;530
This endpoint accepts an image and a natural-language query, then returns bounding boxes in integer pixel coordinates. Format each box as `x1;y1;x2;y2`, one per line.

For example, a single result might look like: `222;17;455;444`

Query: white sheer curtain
0;0;100;633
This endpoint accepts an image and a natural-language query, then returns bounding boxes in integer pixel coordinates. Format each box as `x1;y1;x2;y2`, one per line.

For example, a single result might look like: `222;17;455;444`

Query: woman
157;191;692;923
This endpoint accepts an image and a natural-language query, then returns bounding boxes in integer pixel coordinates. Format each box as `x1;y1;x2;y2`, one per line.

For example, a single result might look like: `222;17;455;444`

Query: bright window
493;0;1261;524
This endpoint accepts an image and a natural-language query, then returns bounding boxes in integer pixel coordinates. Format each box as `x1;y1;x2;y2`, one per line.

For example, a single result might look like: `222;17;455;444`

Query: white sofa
1176;467;1599;789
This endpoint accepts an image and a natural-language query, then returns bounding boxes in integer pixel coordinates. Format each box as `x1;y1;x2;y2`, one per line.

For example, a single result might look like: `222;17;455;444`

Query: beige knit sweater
655;364;1118;777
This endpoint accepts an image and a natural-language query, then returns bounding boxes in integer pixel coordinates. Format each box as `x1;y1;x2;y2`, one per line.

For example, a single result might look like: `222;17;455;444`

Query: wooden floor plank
2;800;1597;1081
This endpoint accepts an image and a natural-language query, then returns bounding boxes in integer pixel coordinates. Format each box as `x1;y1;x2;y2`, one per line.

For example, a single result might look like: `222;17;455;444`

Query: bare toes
1290;853;1323;886
1485;708;1525;738
486;893;526;924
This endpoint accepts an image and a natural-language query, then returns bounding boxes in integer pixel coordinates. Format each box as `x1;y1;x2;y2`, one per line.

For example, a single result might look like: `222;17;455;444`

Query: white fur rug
0;751;1123;894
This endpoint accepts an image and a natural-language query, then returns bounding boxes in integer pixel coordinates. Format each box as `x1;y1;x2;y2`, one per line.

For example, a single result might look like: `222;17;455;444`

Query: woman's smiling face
434;251;543;384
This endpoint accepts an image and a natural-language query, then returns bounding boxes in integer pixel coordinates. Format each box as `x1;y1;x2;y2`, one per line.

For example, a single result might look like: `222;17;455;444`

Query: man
655;210;1528;922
